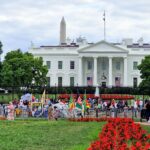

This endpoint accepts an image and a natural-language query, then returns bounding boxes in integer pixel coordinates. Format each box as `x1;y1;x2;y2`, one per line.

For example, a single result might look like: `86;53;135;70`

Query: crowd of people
96;99;150;121
0;96;150;122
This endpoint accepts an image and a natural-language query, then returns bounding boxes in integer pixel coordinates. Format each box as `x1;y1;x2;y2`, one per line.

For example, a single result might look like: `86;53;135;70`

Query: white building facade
29;18;150;87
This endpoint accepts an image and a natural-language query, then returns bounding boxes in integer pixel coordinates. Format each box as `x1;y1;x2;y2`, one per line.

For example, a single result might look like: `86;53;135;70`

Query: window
116;62;120;70
70;77;74;86
133;77;138;88
58;61;63;69
102;61;106;70
87;61;92;70
58;77;62;86
133;61;138;70
47;77;50;86
70;61;75;69
46;61;51;69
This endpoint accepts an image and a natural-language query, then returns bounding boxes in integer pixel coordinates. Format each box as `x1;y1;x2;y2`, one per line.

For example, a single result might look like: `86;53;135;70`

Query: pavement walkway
136;122;150;126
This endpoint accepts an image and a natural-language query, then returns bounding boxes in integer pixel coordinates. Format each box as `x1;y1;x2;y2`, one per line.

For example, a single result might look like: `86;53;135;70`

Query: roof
127;43;150;48
40;44;79;48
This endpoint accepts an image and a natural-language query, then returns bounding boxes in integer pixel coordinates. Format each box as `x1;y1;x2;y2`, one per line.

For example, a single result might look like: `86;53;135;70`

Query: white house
29;18;150;87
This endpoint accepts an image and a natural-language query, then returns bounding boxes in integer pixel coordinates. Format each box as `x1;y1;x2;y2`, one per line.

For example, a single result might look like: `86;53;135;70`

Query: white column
108;57;112;86
78;56;83;86
93;57;98;86
123;57;127;86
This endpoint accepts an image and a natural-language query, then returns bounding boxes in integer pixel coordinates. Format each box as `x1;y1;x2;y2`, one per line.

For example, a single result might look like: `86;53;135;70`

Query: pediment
78;40;129;53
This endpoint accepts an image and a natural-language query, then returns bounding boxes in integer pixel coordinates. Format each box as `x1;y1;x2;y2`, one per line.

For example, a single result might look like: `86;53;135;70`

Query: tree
138;55;150;95
0;41;3;62
1;49;48;87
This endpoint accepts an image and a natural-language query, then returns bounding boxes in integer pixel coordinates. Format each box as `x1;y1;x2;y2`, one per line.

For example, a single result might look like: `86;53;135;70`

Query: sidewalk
136;122;150;126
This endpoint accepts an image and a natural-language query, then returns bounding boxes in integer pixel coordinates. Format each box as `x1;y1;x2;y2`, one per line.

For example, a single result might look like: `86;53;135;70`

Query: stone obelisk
60;17;66;45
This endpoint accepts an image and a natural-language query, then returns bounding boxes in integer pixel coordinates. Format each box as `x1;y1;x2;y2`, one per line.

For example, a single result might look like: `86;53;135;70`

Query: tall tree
0;42;3;86
0;41;3;62
1;49;48;87
138;55;150;95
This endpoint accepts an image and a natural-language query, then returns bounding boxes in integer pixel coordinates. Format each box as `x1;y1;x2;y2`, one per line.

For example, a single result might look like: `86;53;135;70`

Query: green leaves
138;55;150;94
1;50;48;87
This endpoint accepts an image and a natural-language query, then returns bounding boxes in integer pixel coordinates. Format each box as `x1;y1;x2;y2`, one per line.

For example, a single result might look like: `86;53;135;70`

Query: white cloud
0;0;150;59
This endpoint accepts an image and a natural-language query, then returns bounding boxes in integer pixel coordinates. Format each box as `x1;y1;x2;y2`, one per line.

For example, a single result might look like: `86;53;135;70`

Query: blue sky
1;0;150;59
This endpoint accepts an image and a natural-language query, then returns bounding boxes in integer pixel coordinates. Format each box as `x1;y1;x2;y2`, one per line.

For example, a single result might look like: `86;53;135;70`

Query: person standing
53;106;59;121
7;102;15;120
124;102;128;118
133;100;138;118
146;101;150;122
48;105;53;120
139;100;143;111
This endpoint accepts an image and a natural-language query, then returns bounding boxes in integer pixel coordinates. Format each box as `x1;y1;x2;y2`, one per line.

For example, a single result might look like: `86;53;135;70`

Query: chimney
137;37;143;46
122;38;133;46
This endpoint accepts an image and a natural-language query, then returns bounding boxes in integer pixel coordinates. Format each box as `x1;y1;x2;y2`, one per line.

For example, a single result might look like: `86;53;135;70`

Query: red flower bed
101;94;134;100
68;117;108;122
87;118;150;150
58;94;134;100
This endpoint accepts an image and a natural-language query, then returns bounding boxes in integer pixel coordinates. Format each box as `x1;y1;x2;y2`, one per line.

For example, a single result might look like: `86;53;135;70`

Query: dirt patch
0;116;6;120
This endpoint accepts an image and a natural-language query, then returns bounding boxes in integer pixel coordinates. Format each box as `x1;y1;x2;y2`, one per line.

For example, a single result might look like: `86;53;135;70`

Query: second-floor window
58;61;63;69
133;61;138;70
87;61;92;70
70;61;75;69
116;61;120;70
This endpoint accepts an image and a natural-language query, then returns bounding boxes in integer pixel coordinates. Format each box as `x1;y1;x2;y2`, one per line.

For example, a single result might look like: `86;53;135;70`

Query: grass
142;125;150;134
0;119;149;150
0;119;106;150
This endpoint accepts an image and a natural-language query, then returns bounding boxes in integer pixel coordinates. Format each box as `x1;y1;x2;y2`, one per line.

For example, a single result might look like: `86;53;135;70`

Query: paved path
136;122;150;126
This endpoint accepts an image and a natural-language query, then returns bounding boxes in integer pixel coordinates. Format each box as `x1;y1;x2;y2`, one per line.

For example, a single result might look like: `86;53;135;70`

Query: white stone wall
29;40;150;87
36;54;79;86
127;55;144;86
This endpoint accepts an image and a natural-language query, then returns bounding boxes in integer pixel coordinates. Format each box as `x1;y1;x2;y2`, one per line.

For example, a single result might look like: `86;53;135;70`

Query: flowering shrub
87;118;150;150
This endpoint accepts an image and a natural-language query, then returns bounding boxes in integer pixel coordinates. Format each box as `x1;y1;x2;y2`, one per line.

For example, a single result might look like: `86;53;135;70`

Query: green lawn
0;119;149;150
0;119;105;150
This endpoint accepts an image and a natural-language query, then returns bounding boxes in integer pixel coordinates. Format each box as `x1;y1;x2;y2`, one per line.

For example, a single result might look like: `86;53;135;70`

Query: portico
78;41;129;87
78;56;128;87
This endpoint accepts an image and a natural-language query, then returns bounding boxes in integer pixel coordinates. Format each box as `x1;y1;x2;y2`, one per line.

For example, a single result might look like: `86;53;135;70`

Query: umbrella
21;93;32;102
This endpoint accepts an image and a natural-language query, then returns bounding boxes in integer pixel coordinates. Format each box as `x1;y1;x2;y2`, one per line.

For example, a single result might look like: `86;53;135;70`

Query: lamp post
76;83;79;100
55;83;57;102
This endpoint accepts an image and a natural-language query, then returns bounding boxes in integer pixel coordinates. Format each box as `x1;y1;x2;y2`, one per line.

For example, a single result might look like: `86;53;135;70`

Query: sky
1;0;150;59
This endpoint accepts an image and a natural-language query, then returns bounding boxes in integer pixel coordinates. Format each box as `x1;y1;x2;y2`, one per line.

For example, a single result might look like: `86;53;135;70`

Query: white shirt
139;100;143;106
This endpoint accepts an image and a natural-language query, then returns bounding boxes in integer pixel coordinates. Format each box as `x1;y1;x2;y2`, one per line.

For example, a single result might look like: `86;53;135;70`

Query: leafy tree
138;55;150;95
1;49;48;87
0;41;3;62
0;42;3;85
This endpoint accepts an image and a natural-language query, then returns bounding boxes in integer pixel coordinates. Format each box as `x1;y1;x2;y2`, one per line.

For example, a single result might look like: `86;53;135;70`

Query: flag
41;89;46;104
76;96;82;109
69;94;75;110
83;90;87;110
103;11;105;21
87;77;93;86
115;77;120;87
